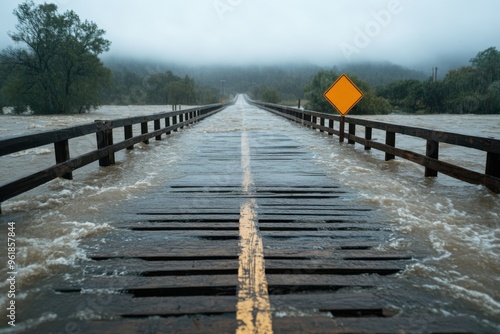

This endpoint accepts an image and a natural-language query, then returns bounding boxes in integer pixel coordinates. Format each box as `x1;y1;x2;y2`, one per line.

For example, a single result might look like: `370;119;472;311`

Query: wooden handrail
247;97;500;193
0;102;231;210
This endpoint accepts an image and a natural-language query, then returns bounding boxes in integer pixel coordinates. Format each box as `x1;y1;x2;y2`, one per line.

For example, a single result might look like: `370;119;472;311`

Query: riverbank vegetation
302;47;500;115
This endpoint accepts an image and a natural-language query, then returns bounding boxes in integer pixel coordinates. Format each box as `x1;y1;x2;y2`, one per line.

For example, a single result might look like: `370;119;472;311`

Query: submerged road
29;96;486;333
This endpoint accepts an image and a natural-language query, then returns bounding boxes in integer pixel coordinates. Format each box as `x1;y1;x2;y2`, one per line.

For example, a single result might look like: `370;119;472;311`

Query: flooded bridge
1;96;499;333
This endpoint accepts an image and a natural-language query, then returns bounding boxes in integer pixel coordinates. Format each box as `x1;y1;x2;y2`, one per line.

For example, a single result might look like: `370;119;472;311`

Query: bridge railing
247;98;500;193
0;102;232;211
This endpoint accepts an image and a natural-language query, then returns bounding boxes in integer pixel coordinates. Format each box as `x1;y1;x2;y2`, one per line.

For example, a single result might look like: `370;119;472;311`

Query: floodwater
0;97;499;332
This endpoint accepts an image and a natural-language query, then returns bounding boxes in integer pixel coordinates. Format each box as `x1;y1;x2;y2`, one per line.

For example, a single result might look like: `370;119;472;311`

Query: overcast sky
1;0;499;71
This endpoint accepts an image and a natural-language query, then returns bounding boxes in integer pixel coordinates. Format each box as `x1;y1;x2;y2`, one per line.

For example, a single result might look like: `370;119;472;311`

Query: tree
421;80;446;114
378;79;423;112
262;88;281;104
470;47;500;92
441;66;478;113
0;1;111;114
304;69;338;112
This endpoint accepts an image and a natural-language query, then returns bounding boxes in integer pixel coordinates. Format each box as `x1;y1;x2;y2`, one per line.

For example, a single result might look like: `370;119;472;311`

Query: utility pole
432;67;438;82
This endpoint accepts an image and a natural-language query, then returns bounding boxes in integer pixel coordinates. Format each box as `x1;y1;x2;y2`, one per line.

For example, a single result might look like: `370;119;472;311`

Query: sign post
339;116;346;142
323;74;363;142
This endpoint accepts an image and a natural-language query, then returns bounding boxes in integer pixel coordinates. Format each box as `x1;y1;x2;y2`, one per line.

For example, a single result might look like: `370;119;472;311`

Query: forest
72;45;500;116
259;47;500;115
0;3;498;115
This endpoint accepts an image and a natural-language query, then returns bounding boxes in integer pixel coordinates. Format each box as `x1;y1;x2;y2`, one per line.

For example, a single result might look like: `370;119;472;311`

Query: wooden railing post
141;122;149;144
486;152;500;178
154;119;161;140
179;114;184;129
173;115;178;132
165;117;171;135
124;125;134;150
425;139;439;177
95;121;115;167
319;118;325;133
54;140;73;180
385;131;396;161
365;127;372;150
348;123;356;144
328;119;334;136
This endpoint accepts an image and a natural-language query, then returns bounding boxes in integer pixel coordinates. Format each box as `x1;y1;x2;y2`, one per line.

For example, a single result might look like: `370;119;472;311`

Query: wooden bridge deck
33;102;483;333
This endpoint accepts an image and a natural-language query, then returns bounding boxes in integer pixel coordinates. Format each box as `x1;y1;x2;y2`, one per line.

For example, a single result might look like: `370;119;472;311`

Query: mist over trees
378;47;500;114
0;1;111;114
0;2;497;115
298;47;500;115
100;61;218;106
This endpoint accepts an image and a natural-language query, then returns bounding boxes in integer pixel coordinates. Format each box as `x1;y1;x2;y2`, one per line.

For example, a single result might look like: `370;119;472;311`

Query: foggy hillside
103;58;428;97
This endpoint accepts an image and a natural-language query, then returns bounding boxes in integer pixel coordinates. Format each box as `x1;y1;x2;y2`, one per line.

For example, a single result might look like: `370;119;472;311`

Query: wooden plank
30;316;237;334
57;275;239;292
120;222;386;231
51;294;238;317
0;123;97;157
264;249;413;260
89;248;240;260
30;315;482;334
264;260;407;275
46;293;391;318
88;229;385;240
260;230;388;238
84;259;240;275
89;245;400;261
271;316;482;334
57;274;384;295
271;292;387;311
84;253;412;276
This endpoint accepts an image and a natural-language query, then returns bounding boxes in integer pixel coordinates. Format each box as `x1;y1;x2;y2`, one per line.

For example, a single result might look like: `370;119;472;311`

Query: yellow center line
236;132;274;334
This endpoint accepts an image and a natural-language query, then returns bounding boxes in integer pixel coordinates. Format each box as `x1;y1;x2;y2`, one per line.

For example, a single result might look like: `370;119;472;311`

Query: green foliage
304;70;391;115
378;79;423;112
0;1;111;114
262;88;281;104
304;69;337;112
377;47;500;114
0;63;7;114
100;65;210;105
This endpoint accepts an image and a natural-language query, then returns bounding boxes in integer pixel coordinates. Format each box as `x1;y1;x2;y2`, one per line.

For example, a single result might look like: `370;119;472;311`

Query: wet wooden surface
33;104;486;333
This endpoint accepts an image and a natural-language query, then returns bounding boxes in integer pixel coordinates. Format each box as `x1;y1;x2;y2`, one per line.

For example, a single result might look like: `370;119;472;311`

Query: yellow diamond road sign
323;74;363;116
